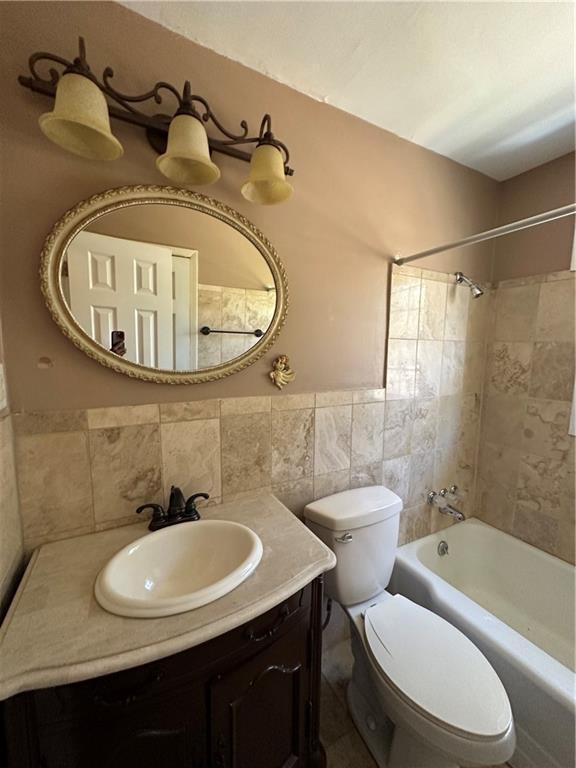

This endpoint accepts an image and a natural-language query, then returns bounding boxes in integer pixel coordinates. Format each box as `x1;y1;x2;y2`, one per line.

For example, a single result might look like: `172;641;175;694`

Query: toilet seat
364;595;512;742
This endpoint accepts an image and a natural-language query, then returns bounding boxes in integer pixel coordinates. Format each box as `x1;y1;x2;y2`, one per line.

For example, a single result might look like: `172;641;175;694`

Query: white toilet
304;486;515;768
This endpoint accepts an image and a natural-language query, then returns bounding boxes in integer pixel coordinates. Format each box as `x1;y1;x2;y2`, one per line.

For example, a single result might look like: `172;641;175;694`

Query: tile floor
321;640;508;768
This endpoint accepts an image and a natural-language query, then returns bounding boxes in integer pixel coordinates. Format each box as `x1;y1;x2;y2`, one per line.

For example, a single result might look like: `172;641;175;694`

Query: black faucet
136;486;210;531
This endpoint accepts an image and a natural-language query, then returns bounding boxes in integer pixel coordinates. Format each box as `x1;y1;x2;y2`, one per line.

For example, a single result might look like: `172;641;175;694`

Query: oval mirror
41;186;288;383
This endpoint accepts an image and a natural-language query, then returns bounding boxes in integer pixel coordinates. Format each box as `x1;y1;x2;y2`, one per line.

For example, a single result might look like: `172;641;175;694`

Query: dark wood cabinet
1;578;325;768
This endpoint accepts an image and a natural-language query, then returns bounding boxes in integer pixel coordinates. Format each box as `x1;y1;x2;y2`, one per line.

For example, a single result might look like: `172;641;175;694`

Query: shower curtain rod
394;203;576;266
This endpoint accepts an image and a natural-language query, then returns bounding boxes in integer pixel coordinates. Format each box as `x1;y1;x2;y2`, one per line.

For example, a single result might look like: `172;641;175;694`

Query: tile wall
197;285;276;367
475;270;575;563
386;265;491;537
10;389;389;552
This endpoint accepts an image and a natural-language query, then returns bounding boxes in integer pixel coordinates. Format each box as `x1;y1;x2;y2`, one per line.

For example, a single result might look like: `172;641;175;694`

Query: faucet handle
185;492;209;521
136;503;165;525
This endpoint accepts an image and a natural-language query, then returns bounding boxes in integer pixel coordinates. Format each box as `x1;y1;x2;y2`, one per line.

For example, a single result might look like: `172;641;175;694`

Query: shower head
455;272;484;299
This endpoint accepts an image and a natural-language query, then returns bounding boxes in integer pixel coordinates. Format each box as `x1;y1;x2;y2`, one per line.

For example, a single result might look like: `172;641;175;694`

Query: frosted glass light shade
156;114;220;186
39;73;123;161
241;144;293;205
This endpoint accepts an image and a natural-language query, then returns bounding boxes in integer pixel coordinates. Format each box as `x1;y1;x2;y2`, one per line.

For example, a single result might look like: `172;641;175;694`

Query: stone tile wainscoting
475;270;576;563
12;388;410;554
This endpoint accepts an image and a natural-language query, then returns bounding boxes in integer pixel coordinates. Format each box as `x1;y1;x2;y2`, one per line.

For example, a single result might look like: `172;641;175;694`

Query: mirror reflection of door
66;232;198;370
60;202;278;374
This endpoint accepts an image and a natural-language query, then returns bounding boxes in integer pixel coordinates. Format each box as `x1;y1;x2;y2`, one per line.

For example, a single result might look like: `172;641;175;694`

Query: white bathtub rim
395;520;575;713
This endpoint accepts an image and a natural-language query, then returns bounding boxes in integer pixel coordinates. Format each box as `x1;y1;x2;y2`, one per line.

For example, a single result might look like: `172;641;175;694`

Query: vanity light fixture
18;37;294;204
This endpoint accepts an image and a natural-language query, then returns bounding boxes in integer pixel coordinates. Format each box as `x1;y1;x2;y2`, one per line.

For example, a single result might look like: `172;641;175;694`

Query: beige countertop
0;494;336;701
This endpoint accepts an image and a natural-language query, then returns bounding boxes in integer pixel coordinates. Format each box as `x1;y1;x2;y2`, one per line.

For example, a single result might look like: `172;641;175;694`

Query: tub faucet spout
427;490;465;522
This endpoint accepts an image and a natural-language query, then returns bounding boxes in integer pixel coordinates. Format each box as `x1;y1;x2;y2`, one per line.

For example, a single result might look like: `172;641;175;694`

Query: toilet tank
304;486;402;606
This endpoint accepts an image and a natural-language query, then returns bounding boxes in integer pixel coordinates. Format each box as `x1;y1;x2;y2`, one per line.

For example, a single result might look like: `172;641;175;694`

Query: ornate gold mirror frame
41;185;288;383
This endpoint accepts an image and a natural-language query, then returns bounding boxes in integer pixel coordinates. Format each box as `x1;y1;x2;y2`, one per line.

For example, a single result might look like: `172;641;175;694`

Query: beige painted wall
0;1;498;412
494;153;575;282
88;205;275;290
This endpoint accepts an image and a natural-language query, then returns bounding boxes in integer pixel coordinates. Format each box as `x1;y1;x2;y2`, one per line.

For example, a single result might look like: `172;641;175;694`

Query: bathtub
390;518;575;768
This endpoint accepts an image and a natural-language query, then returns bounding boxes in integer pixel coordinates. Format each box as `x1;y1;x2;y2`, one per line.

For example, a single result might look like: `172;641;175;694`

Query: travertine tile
271;408;314;483
535;279;576;342
475;479;516;534
382;455;411;500
444;283;470;340
512;507;559;555
415;340;443;398
440;341;465;396
494;283;540;341
325;727;377;768
350;463;382;489
320;674;355;749
220;396;271;416
322;639;354;710
13;409;88;435
478;442;522;489
315;391;354;407
420;268;450;283
386;339;416;400
323;601;350;650
434;446;475;504
89;424;162;525
159;399;220;422
486;342;532;396
197;286;222;367
272;477;314;518
529;342;575;401
87;404;159;430
463;341;486;394
351;403;384;467
516;453;574;520
388;274;421;339
221;412;271;495
16;432;93;543
314;405;352;475
383;399;413;459
412;398;438;452
399;503;431;545
407;451;435;506
394;264;421;278
314;470;351;500
482;394;526;448
437;394;480;458
556;517;576;565
418;280;447;340
521;398;573;461
271;393;315;411
352;388;386;404
161;419;222;499
546;269;576;282
466;289;492;342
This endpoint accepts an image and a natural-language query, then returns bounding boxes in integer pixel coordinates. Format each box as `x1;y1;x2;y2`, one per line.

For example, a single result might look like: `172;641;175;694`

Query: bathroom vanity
0;495;336;768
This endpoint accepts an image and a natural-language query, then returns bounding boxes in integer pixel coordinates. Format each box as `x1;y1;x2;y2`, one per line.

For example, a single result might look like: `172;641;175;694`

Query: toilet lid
364;595;512;740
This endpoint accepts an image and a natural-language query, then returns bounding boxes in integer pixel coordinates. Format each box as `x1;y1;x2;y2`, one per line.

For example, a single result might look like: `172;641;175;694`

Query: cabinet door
210;617;310;768
31;686;205;768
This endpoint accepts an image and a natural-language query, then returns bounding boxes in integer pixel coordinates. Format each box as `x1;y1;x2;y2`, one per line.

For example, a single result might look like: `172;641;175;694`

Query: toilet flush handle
335;532;353;543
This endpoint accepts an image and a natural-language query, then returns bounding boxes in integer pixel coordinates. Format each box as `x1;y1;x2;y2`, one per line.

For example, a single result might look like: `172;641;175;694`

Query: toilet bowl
304;486;515;768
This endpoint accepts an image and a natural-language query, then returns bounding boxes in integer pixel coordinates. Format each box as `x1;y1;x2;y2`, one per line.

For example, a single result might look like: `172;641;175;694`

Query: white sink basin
95;520;263;618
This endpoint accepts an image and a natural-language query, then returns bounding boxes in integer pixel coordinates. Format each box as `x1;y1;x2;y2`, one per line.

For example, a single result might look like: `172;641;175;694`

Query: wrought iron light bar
18;37;294;176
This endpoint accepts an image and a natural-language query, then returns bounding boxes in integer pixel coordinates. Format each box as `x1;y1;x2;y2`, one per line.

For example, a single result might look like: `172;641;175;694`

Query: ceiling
123;1;575;181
